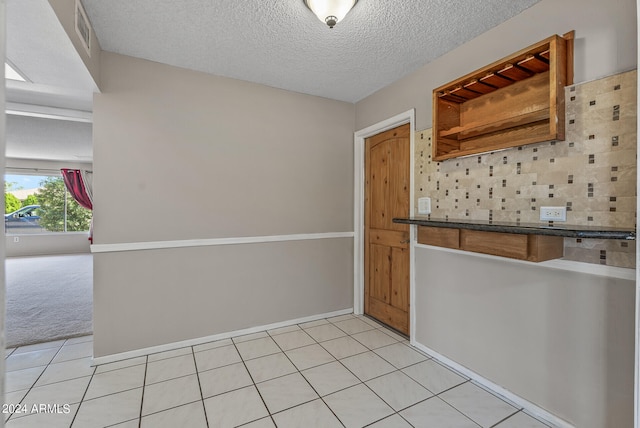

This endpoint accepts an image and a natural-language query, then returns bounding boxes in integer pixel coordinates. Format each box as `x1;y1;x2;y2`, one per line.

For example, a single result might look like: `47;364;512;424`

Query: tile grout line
68;353;98;428
266;321;347;428
230;335;277;427
5;340;67;424
190;346;210;428
136;355;149;428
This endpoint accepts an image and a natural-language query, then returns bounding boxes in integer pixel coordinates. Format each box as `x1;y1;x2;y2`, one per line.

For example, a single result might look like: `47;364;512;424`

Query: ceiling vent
75;0;92;57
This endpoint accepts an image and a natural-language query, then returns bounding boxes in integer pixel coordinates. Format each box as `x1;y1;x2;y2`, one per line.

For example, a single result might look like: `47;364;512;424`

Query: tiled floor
4;314;552;428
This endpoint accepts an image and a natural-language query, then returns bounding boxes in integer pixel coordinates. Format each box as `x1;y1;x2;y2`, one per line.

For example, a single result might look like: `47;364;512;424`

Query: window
5;173;92;234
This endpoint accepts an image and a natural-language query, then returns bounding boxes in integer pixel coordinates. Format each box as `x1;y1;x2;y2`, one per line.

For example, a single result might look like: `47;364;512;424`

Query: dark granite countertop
393;217;636;240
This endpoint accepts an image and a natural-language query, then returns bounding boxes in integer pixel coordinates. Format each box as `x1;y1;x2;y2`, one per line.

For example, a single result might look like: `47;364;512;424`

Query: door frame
353;109;415;341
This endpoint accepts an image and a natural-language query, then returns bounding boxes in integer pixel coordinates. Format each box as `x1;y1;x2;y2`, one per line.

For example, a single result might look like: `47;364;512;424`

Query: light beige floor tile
400;397;478;428
147;347;192;363
496;411;549;428
374;343;428;369
272;399;342;428
340;351;396;382
146;354;196;385
199;362;253;398
366;371;433;411
367;414;414;427
242;417;276;427
494;411;551;428
4;389;29;419
142;374;201;416
326;314;355;323
333;318;375;335
51;341;93;364
193;338;233;353
13;340;65;355
298;319;329;329
72;388;142;428
377;327;408;342
6;348;58;372
141;401;207;428
111;419;142;427
6;366;46;393
203;385;268;428
301;361;360;396
285;344;335;371
232;331;269;343
35;357;94;387
267;325;301;336
21;377;91;413
439;383;517;428
320;336;368;360
303;323;347;342
256;372;318;414
271;330;315;351
324;384;394;428
64;335;93;345
402;359;467;394
84;364;146;400
94;356;147;374
5;403;78;428
359;316;384;328
244;352;297;383
235;337;281;360
194;344;241;372
351;329;398;349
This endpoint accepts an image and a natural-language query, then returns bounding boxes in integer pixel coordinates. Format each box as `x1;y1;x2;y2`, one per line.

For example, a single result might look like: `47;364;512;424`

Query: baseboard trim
91;308;353;366
410;340;575;428
90;232;354;253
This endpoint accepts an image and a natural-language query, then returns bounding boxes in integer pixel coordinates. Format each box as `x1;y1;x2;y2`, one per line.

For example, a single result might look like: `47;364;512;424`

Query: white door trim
353;109;416;336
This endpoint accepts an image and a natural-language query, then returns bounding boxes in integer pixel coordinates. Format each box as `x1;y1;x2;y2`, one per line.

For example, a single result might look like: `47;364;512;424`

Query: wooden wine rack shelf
433;32;574;161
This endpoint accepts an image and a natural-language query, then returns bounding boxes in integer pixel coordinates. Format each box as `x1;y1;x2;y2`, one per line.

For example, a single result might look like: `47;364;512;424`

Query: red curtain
61;169;93;210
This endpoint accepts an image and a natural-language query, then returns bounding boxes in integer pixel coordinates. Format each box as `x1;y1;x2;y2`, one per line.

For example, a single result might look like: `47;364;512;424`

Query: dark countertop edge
393;218;636;240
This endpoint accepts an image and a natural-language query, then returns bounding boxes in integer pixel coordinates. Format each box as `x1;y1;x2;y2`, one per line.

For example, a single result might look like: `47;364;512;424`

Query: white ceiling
6;0;541;163
82;0;540;103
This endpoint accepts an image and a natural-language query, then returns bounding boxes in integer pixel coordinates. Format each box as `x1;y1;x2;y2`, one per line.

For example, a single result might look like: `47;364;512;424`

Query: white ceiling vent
75;0;92;57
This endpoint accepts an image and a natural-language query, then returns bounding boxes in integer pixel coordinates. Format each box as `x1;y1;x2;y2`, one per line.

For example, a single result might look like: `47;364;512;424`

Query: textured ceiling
82;0;540;103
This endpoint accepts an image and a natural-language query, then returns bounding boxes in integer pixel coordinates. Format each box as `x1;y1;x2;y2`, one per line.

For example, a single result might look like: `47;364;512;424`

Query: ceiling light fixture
304;0;358;28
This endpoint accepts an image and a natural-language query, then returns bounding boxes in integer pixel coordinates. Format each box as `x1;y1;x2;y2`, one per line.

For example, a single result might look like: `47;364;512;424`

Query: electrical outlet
418;197;431;215
540;206;567;222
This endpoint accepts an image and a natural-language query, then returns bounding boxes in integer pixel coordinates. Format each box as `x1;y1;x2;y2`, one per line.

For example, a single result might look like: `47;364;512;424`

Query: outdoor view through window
5;174;92;234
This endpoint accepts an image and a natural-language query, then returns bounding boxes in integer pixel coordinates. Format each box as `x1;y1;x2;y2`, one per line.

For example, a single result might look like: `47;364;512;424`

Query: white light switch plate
418;197;431;215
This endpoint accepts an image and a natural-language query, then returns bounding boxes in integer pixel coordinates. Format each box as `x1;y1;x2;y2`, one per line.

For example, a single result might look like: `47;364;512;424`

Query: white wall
5;233;90;257
354;0;638;426
1;1;7;426
92;52;355;357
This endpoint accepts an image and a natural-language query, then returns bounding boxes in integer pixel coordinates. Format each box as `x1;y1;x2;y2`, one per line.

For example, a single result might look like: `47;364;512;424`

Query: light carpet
5;254;93;348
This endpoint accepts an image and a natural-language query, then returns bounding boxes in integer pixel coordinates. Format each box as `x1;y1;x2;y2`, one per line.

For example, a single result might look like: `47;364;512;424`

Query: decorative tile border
415;70;637;268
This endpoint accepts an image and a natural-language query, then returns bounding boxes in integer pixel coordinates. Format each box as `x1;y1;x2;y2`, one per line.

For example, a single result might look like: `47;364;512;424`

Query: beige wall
355;0;637;426
415;247;635;428
48;0;101;88
92;52;355;356
94;239;353;357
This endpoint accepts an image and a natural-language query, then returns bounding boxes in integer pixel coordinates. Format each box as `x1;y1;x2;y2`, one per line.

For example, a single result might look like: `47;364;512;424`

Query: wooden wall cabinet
417;226;564;262
433;32;574;161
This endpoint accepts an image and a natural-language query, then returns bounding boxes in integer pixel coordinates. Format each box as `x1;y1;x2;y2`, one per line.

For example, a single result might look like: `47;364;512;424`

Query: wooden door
365;123;410;335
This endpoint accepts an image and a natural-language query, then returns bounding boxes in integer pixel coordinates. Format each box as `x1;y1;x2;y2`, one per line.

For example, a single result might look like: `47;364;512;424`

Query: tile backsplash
415;70;637;268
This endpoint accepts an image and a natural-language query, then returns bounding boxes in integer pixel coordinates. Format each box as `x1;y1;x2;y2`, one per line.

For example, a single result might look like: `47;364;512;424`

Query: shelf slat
496;63;533;81
479;72;513;88
518;55;550;73
439;108;550;139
